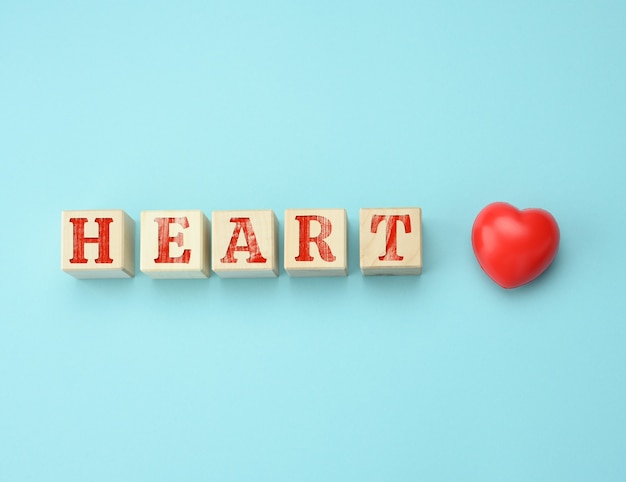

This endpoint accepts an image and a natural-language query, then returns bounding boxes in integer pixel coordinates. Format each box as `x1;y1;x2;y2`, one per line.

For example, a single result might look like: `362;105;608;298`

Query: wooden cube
284;208;347;277
140;210;210;279
61;209;135;279
211;210;278;278
360;207;422;275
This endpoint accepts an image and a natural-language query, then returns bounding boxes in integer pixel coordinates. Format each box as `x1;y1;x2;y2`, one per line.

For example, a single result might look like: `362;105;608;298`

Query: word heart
61;208;423;279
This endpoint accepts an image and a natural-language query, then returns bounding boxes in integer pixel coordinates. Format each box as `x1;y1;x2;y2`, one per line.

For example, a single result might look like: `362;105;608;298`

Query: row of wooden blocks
61;208;422;279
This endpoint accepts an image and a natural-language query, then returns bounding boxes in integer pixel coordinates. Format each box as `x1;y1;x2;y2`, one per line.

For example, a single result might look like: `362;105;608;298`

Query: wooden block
211;210;278;278
61;209;135;279
360;207;422;275
284;208;347;277
140;210;210;279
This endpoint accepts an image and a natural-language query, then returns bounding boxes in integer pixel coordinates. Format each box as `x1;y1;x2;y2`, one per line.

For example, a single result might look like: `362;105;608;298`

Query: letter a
220;217;267;264
212;210;278;278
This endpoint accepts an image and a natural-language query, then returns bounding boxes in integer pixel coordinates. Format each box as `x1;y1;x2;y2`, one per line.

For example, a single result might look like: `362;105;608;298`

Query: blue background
2;1;625;480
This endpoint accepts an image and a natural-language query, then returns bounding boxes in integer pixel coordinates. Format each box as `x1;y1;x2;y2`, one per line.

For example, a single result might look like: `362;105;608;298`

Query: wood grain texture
140;210;210;279
61;209;135;279
360;207;422;276
284;208;347;277
211;210;278;278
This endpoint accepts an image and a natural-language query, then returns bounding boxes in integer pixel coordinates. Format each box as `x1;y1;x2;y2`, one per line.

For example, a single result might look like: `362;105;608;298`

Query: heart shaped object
471;202;560;289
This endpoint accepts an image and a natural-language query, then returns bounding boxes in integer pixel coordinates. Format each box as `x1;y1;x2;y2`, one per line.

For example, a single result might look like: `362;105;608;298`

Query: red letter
220;217;267;264
371;214;412;261
153;217;191;264
295;215;336;262
69;217;114;264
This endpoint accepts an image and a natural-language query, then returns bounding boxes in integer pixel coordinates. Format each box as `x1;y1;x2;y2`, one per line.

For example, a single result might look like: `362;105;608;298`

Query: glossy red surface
471;202;560;289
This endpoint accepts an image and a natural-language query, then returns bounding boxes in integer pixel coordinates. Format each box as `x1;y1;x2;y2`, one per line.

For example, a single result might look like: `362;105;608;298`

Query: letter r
295;215;337;262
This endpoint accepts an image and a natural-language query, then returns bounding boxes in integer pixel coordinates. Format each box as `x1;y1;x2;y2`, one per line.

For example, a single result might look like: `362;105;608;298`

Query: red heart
471;202;560;289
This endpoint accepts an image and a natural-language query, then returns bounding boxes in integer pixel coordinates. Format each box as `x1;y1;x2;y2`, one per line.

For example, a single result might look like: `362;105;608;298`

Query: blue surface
1;1;625;480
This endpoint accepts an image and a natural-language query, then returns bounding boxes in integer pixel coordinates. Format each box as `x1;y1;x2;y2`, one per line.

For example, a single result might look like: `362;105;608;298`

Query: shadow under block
140;210;210;279
61;209;135;279
284;208;348;277
211;210;278;278
360;207;422;275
